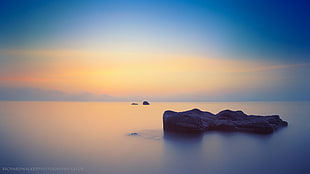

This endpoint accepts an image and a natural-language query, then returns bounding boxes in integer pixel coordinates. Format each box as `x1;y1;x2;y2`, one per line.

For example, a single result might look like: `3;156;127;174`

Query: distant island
143;101;150;105
131;101;150;105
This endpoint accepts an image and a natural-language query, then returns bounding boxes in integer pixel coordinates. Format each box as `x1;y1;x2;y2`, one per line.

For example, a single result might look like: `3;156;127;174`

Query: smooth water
0;102;309;174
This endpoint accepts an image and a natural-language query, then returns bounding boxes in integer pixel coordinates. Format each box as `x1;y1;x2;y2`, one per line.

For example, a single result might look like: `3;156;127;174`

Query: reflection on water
162;130;276;174
0;101;309;174
164;131;204;142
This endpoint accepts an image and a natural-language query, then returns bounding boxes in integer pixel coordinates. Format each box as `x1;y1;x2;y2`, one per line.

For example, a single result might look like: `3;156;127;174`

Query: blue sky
0;0;309;101
1;0;309;58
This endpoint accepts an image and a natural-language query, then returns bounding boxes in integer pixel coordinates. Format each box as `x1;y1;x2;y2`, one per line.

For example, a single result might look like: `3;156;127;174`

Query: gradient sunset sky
0;0;309;101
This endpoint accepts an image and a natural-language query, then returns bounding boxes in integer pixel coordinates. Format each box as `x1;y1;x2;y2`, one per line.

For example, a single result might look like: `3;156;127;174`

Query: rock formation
143;101;150;105
163;109;288;134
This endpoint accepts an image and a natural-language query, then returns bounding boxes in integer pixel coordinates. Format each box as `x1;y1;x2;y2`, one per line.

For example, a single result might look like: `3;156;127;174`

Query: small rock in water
143;101;150;105
127;130;162;140
128;132;140;136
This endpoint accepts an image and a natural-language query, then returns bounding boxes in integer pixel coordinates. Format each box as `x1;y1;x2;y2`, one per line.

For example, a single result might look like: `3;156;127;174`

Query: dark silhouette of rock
128;132;139;136
131;103;138;105
163;109;288;134
143;101;150;105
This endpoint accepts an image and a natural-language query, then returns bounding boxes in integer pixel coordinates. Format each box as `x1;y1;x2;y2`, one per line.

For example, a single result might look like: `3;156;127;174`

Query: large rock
163;109;288;134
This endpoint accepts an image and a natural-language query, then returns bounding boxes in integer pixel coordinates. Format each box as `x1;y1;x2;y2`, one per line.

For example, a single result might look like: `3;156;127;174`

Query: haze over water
0;101;309;174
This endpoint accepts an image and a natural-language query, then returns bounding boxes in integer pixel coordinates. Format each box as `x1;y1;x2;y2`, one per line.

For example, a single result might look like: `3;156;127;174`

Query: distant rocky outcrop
143;101;150;105
131;103;138;105
163;109;288;134
128;132;139;136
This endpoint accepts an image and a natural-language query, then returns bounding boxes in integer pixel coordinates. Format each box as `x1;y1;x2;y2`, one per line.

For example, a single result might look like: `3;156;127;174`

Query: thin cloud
231;63;310;73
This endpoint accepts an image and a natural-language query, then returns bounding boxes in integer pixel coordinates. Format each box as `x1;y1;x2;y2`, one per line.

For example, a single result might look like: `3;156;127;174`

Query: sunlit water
0;102;309;174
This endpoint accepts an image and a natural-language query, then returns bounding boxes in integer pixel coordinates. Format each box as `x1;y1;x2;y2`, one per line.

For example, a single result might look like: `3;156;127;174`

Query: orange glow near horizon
0;49;305;97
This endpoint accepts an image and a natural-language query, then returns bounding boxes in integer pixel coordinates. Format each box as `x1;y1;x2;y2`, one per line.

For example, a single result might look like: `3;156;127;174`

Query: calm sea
0;101;309;174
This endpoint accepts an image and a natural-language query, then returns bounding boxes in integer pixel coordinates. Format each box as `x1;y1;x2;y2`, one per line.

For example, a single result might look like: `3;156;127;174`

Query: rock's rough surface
163;109;288;134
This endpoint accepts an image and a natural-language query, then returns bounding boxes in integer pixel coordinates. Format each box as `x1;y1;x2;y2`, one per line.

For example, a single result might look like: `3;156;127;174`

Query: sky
0;0;309;101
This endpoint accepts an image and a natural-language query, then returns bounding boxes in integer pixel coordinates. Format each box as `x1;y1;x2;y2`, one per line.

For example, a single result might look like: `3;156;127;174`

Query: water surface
0;102;309;174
